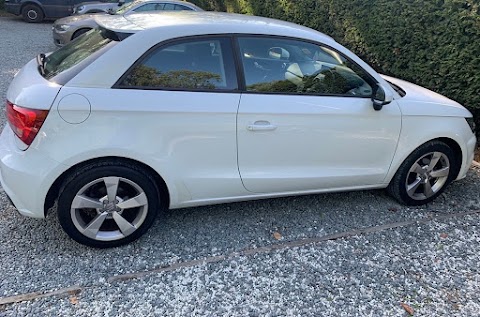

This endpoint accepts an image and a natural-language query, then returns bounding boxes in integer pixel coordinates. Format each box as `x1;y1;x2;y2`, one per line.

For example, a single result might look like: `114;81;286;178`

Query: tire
57;161;162;248
21;4;44;23
388;140;458;206
72;28;91;40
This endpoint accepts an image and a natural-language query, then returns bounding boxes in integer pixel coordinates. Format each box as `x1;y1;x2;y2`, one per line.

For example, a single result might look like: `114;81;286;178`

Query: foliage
123;65;221;90
0;0;4;11
191;0;480;125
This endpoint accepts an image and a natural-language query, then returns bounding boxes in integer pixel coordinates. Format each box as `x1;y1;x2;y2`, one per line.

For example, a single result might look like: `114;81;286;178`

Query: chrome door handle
247;121;277;131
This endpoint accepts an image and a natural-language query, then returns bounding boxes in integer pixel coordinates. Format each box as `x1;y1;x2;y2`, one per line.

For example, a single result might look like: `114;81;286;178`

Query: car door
236;36;402;193
113;36;243;200
42;0;73;18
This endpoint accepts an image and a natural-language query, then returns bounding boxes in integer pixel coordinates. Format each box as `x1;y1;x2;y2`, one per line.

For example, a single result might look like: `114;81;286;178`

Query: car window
43;28;118;81
132;3;159;12
238;37;373;97
163;3;175;10
118;37;237;91
175;4;192;10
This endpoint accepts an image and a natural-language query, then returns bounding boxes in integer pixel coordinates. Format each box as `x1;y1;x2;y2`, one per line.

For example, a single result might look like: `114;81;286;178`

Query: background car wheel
388;140;458;206
57;161;161;248
21;4;44;23
72;28;91;40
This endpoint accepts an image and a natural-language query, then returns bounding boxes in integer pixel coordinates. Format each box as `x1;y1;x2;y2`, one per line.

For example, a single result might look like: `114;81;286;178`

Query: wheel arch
71;27;92;40
44;156;170;217
20;1;45;15
386;136;463;185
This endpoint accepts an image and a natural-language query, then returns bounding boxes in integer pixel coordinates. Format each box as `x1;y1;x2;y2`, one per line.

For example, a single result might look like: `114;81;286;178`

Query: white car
1;12;476;248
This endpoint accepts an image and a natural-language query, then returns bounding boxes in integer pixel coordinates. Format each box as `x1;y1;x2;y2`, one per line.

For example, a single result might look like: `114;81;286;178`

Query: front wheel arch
387;139;462;205
44;157;170;217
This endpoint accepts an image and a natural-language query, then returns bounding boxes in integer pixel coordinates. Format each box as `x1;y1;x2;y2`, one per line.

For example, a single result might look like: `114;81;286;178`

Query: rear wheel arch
44;156;170;217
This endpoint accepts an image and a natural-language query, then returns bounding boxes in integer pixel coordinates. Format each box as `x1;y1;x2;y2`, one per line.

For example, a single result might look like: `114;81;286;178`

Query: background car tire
72;28;91;40
388;140;458;206
21;4;44;23
57;161;162;248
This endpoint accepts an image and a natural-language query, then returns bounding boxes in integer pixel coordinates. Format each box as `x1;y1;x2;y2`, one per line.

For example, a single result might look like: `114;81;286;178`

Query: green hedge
192;0;480;126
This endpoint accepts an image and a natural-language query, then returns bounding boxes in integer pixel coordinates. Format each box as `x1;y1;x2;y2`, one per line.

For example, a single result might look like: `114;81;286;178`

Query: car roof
95;11;335;43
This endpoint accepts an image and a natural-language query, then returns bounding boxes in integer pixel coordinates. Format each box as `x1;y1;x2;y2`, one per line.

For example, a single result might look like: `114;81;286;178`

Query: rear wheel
57;161;161;248
21;4;44;23
388;140;458;205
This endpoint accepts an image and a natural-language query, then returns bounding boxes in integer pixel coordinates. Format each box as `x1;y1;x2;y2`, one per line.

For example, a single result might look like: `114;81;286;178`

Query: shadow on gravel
0;169;479;296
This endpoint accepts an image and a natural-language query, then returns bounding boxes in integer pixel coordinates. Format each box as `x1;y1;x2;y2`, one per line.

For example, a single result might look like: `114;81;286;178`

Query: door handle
247;121;277;131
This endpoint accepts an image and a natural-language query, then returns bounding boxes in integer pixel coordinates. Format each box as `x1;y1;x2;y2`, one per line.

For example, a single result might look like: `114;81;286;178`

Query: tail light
6;100;49;146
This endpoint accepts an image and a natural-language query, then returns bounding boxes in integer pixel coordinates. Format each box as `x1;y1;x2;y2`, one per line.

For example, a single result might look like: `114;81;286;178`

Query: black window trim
233;34;379;98
113;34;241;93
113;33;378;97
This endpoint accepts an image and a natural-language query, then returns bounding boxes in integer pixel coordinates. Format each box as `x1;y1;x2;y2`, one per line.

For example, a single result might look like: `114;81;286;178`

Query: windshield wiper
37;53;46;76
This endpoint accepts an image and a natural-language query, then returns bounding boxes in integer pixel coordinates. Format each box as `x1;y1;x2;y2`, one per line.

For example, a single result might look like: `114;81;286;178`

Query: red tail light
6;100;49;146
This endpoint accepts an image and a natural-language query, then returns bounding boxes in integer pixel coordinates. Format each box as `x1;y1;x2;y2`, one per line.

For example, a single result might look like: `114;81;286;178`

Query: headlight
75;5;85;13
466;117;476;134
54;24;71;32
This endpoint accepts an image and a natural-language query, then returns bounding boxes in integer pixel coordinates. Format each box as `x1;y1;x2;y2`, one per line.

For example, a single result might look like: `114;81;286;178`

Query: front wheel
388;141;458;206
57;161;161;248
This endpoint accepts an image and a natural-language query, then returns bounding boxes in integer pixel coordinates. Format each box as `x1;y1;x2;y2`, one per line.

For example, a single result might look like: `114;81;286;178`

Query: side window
118;38;237;91
163;3;175;10
133;3;159;12
238;37;373;96
175;4;193;10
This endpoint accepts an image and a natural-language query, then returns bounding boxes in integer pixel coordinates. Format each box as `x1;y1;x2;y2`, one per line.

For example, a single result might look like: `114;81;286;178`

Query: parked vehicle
73;0;134;15
4;0;98;22
52;0;203;46
2;12;476;248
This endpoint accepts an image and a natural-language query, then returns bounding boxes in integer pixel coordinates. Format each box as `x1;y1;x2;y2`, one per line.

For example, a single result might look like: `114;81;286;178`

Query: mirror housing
372;84;393;111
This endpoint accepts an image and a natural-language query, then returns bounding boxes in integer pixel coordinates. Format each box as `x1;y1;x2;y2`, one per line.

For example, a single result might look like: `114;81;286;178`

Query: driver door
236;36;402;193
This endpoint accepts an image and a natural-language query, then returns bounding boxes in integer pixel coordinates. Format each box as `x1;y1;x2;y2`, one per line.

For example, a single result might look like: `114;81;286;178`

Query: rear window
42;28;121;82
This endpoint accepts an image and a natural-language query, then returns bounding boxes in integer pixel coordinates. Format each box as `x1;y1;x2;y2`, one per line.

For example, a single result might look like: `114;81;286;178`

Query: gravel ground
1;17;480;316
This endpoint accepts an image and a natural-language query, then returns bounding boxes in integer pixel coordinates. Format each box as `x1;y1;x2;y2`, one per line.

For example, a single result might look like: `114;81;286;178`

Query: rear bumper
0;126;66;218
5;3;21;15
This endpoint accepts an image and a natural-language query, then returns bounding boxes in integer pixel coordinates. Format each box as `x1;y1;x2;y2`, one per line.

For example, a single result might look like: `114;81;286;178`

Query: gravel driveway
1;16;480;316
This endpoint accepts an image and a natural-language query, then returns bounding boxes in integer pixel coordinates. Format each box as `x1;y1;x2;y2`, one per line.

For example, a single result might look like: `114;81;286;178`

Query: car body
73;0;134;15
52;0;203;46
5;0;97;22
1;12;476;247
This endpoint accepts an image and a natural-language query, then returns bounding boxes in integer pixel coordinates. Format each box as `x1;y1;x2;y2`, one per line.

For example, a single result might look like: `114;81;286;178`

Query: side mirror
118;0;125;6
372;84;393;111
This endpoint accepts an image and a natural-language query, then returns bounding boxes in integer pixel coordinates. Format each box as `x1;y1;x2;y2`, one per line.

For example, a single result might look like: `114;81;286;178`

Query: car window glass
238;37;373;96
119;38;237;90
132;3;158;12
175;4;192;10
163;3;175;10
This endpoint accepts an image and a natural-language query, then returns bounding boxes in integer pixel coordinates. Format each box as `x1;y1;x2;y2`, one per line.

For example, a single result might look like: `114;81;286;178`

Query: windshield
42;29;117;80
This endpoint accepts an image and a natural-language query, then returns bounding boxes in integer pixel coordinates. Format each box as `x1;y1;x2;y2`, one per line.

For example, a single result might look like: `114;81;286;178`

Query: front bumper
458;133;477;180
52;26;71;47
0;126;66;218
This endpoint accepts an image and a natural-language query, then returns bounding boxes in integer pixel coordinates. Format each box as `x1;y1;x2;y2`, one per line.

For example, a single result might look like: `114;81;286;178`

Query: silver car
53;0;203;47
73;0;134;15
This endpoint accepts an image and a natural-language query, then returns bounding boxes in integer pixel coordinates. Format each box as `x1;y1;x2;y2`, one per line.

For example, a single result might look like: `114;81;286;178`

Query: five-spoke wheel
388;141;457;206
58;162;161;248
